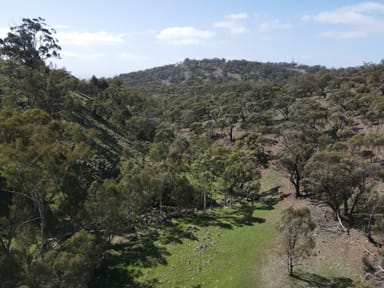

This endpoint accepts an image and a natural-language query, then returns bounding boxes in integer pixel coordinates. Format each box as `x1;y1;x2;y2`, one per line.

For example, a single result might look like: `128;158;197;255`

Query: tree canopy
0;17;61;69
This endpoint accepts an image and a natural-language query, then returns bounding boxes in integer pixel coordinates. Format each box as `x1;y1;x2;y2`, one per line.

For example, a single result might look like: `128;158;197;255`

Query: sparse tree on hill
278;131;316;198
277;207;316;276
305;151;378;232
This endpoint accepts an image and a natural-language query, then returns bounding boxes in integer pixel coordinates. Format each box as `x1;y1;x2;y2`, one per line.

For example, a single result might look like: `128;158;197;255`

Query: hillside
1;51;384;287
115;58;325;88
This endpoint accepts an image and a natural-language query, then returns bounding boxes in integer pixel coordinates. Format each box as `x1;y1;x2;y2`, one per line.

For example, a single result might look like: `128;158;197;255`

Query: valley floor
100;169;376;288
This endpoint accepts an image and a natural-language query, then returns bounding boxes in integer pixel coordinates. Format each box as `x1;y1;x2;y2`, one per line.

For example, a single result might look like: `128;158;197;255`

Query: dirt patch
259;192;380;287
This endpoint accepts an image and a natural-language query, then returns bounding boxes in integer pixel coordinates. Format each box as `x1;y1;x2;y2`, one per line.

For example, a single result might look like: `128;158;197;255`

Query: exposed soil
254;118;384;287
258;179;382;288
212;116;384;287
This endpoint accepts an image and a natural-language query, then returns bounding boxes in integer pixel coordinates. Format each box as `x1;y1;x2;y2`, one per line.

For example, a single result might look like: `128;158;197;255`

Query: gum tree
0;17;61;69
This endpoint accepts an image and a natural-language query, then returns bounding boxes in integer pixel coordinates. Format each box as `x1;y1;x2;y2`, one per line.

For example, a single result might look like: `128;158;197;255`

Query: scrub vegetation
1;18;384;287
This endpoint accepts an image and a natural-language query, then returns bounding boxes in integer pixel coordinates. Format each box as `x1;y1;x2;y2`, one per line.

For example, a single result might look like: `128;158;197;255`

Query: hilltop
115;58;326;88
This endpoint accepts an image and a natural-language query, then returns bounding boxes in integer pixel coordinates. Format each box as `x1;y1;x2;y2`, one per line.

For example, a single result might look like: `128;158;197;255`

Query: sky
1;0;384;78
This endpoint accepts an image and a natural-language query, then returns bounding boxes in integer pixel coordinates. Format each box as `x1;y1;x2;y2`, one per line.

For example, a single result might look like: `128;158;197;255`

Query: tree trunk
343;199;349;220
159;192;163;213
294;182;301;198
37;197;46;250
0;238;10;256
288;247;293;276
229;125;234;143
203;189;207;213
366;204;381;247
291;166;301;198
336;211;348;234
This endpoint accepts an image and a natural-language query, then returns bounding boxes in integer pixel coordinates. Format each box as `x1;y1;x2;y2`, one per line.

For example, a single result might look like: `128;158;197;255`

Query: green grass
136;205;274;287
96;203;275;288
259;169;284;192
94;169;286;287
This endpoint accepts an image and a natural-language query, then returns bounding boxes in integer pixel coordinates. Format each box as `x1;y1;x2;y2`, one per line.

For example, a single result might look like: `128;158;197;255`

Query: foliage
0;108;100;286
278;130;316;198
24;230;101;287
116;58;309;88
0;17;61;69
305;151;377;228
277;207;316;276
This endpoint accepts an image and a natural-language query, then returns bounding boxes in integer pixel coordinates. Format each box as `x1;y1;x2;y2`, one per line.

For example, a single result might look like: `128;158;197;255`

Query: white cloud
1;25;125;46
214;21;247;34
258;19;294;32
156;26;214;45
214;12;248;34
57;31;125;46
225;12;248;20
320;30;367;39
302;1;384;38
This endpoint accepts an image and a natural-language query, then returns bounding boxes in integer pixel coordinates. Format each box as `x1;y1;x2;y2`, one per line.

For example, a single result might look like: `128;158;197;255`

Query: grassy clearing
136;205;275;287
95;203;276;288
137;170;286;288
93;169;286;287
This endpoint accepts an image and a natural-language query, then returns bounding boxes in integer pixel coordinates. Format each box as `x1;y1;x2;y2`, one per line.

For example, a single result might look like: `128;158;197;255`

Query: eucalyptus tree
277;207;316;276
0;17;61;69
278;130;317;198
0;108;95;250
305;151;377;231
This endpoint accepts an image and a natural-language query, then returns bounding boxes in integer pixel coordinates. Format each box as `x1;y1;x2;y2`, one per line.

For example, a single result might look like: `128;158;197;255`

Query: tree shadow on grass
91;221;202;287
181;212;234;229
91;230;169;288
257;185;290;210
227;204;266;226
292;271;354;288
92;201;270;287
156;221;199;245
92;266;159;288
180;203;266;229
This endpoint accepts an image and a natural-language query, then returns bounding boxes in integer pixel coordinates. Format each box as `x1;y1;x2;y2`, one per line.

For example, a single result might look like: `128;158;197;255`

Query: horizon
105;56;380;78
1;0;384;78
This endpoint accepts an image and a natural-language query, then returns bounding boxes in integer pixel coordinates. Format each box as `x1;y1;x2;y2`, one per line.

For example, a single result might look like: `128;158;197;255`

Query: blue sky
1;0;384;78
